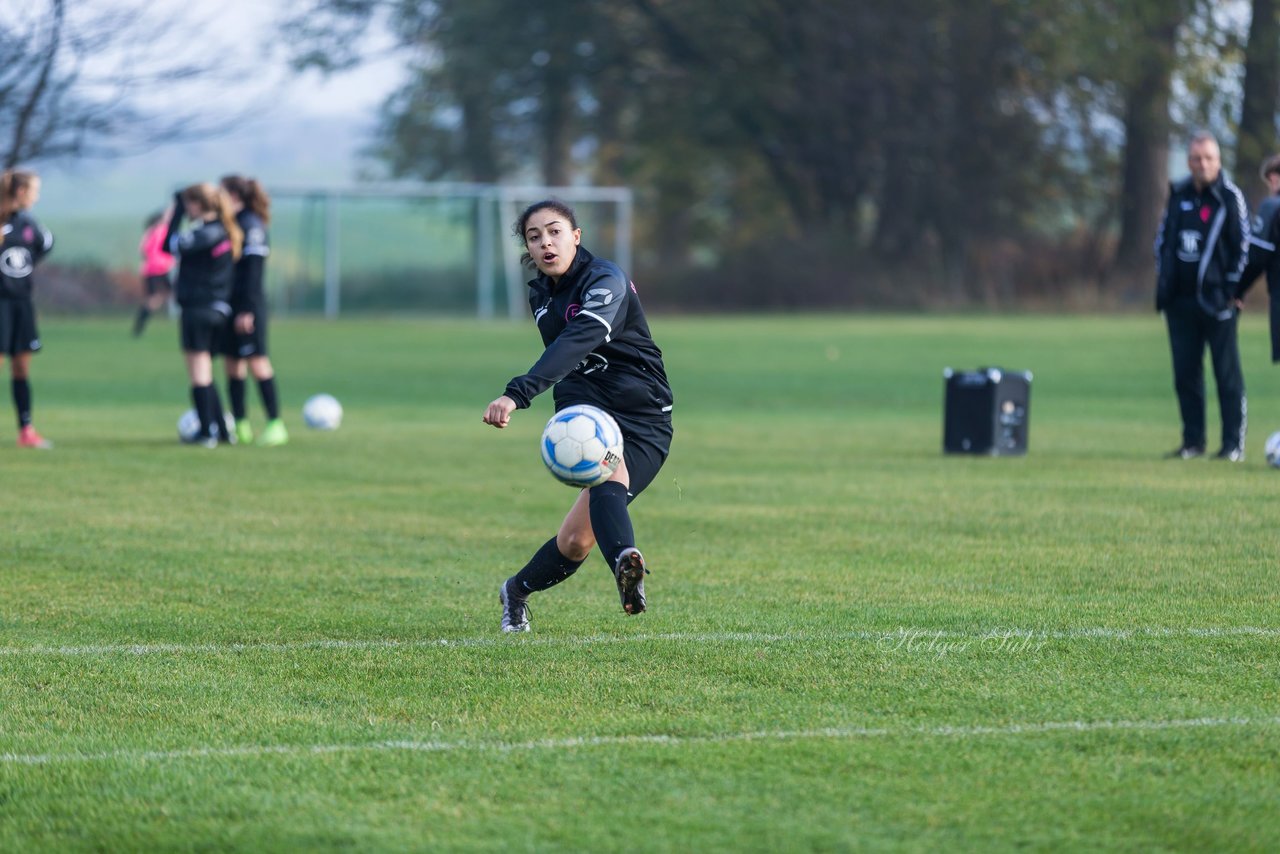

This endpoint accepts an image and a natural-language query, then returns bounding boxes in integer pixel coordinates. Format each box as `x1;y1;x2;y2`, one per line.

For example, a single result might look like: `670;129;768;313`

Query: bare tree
0;0;248;168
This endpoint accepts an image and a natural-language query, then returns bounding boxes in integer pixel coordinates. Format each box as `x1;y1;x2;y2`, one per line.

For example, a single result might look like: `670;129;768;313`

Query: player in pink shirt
132;210;175;337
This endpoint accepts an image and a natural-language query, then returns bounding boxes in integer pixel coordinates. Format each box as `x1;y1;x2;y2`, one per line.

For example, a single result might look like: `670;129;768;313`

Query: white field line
3;716;1277;767
0;626;1277;658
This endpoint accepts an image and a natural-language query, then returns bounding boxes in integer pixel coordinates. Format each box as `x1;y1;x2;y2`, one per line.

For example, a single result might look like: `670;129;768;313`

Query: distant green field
1;314;1278;851
43;197;623;314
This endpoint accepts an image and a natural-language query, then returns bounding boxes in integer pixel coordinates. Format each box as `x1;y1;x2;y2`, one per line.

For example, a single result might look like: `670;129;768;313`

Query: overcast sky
35;0;407;215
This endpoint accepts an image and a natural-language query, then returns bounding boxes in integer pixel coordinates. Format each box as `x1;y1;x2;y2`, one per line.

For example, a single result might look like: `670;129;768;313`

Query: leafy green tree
283;0;1260;303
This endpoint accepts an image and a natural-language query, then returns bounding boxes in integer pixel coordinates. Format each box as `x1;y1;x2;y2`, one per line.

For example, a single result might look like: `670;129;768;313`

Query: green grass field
1;313;1278;851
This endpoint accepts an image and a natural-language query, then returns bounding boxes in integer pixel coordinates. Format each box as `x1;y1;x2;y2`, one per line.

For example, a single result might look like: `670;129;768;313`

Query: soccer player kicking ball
482;200;674;632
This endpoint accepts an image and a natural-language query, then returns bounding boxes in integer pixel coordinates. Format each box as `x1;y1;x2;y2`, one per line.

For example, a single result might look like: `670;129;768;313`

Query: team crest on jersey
1177;230;1202;262
0;246;33;278
565;304;581;320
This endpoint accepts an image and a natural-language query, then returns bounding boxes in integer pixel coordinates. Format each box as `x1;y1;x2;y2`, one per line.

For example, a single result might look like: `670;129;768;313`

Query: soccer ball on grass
540;404;624;488
1265;431;1280;467
177;409;235;443
302;394;343;430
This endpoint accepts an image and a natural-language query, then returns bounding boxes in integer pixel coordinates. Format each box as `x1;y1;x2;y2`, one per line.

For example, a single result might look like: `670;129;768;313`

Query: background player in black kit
1;169;55;449
220;175;287;447
165;183;242;448
1237;153;1280;363
483;200;674;633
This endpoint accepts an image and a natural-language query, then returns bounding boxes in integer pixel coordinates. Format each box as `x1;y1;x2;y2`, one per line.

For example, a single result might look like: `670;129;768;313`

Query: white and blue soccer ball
177;409;234;443
1265;431;1280;468
177;409;202;443
302;394;343;430
540;404;624;488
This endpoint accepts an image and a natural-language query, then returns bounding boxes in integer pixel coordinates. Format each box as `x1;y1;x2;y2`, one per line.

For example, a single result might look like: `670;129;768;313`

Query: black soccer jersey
1;211;54;300
504;247;673;423
231;210;269;317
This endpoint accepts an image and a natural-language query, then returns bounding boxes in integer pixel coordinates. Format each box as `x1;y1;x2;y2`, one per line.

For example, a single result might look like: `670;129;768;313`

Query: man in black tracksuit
1236;154;1280;363
1154;132;1250;461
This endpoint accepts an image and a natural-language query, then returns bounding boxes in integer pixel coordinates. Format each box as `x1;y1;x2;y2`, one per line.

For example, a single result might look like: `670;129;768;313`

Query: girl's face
524;208;581;280
223;189;244;214
16;177;40;210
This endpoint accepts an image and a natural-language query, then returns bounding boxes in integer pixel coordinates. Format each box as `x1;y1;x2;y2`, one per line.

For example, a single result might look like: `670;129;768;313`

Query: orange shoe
17;425;53;449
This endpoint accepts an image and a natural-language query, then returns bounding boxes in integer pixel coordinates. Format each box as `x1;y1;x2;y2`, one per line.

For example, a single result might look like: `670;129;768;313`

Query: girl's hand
482;395;517;428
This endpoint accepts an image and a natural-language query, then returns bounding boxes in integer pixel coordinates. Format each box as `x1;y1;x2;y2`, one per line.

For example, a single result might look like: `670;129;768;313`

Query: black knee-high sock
11;378;31;428
192;385;216;439
511;536;585;596
210;385;230;440
589;481;635;570
228;377;247;420
132;307;150;337
257;376;280;420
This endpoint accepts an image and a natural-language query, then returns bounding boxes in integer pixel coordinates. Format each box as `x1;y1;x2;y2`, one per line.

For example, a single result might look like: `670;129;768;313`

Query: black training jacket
504;247;673;423
230;210;269;317
1239;193;1280;298
1239;192;1280;361
165;207;235;311
1154;172;1249;319
0;211;54;300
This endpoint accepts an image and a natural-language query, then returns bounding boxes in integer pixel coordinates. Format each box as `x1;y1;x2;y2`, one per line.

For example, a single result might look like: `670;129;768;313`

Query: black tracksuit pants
1269;281;1280;363
1164;296;1246;451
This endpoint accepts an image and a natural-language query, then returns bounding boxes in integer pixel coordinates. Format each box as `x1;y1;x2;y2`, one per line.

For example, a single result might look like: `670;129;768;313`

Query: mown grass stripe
0;625;1277;657
4;716;1275;767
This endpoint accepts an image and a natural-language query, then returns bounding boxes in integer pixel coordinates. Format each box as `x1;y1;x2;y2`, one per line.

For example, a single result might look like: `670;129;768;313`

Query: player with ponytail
1;169;55;449
164;182;242;447
220;175;287;446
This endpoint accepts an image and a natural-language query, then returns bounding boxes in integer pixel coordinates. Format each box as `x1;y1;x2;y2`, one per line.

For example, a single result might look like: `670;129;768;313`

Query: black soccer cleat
612;548;649;615
1164;445;1205;460
499;579;530;633
1214;446;1244;462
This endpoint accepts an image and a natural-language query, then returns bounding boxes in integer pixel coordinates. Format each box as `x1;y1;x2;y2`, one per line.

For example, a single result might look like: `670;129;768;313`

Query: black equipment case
942;367;1031;456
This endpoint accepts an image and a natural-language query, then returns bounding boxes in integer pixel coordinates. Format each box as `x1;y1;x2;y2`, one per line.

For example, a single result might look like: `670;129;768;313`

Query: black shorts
144;274;171;297
612;413;673;502
222;313;268;359
180;305;229;353
0;298;41;356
